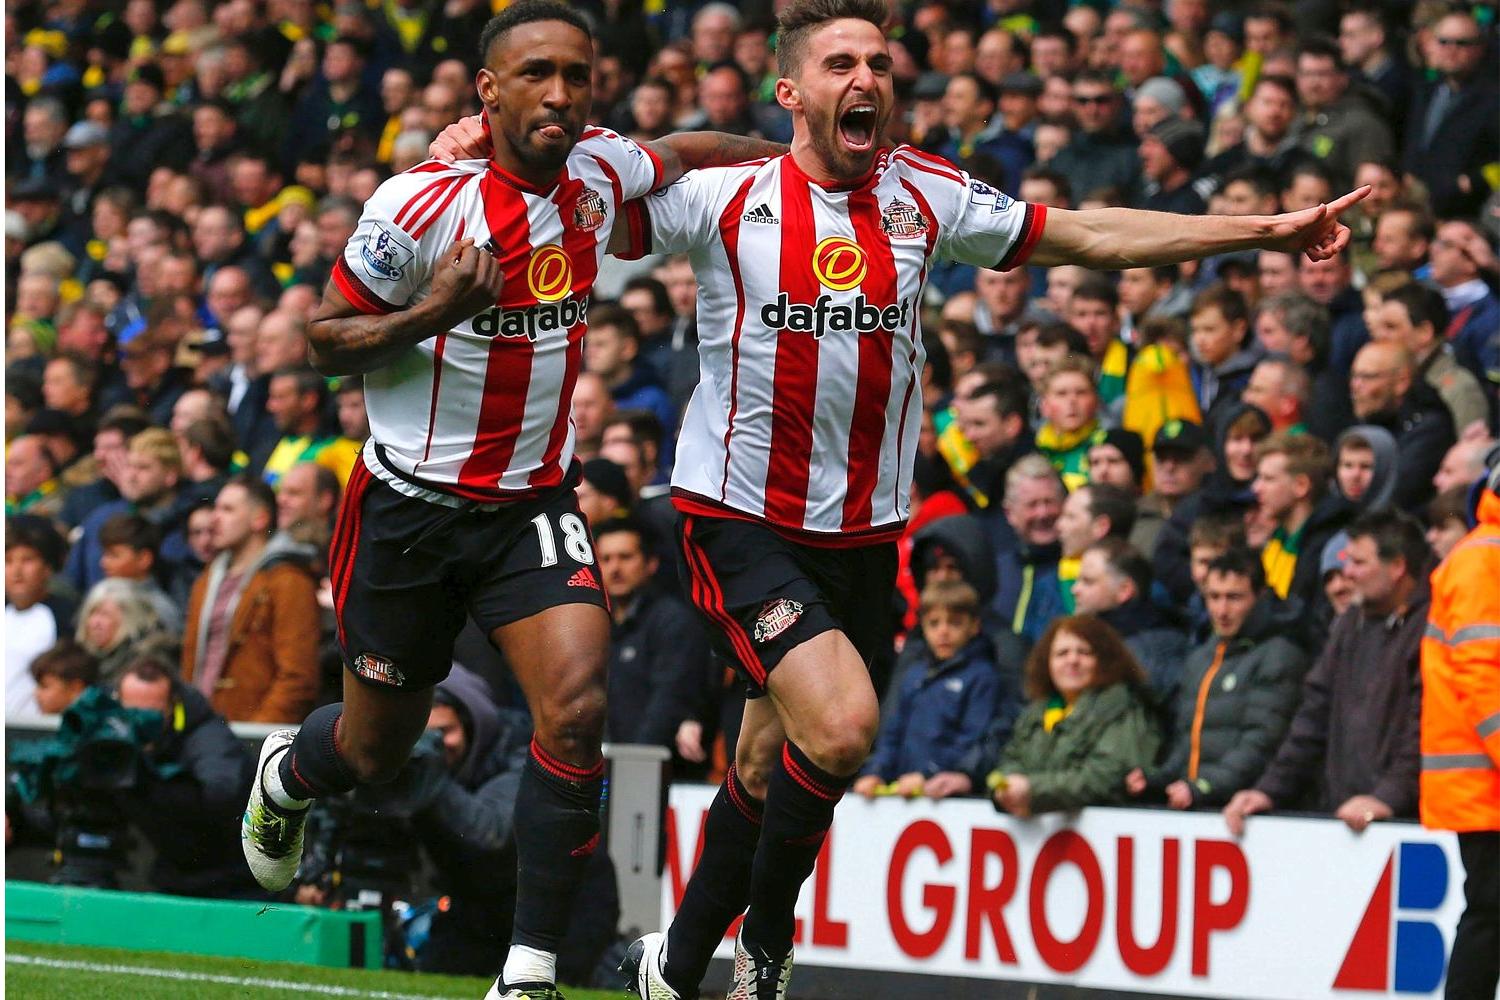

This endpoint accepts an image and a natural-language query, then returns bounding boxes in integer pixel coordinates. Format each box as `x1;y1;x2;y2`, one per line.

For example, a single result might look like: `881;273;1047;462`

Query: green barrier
5;881;382;968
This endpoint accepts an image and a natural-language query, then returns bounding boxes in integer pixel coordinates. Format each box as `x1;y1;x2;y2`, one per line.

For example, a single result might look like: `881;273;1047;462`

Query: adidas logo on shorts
567;568;600;590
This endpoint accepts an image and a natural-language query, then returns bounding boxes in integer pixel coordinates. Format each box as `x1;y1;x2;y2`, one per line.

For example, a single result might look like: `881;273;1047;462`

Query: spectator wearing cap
1349;341;1456;512
57;121;113;257
1404;8;1500;218
9;176;65;252
108;62;193;193
1050;69;1141;204
1146;419;1217;601
1130;76;1190;140
576;458;634;528
5;515;75;716
1191;14;1244;117
929;73;1034;194
1085;427;1159;553
1318;530;1356;618
1290;37;1393;191
1136;118;1206;215
5;435;65;519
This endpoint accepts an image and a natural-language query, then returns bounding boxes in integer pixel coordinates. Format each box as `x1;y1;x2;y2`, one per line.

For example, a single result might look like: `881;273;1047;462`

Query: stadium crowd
4;0;1498;992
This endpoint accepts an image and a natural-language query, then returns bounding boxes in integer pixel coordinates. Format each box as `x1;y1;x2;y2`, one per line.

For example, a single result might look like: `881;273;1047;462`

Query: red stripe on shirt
899;179;941;259
763;165;821;529
717;174;756;501
529;168;600;488
840;188;899;531
457;174;536;490
893;147;966;185
413;332;448;476
393;176;455;230
994;203;1048;271
332;257;399;314
411;173;473;241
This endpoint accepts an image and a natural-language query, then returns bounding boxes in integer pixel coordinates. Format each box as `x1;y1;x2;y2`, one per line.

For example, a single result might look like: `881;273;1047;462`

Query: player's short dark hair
1206;547;1266;593
1072;273;1119;310
99;513;161;555
1085;536;1152;599
592;513;659;553
590;303;641;343
29;639;100;686
480;0;593;62
1191;283;1250;326
1081;483;1137;538
1347;509;1431;576
776;0;890;79
1381;283;1449;334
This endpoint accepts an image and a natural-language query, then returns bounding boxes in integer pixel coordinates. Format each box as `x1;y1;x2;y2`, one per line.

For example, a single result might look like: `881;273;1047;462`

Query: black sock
510;738;605;953
739;742;849;959
663;764;763;996
278;702;358;801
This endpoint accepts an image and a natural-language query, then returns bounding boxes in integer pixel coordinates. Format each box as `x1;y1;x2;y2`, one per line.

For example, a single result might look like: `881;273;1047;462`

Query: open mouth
838;104;877;151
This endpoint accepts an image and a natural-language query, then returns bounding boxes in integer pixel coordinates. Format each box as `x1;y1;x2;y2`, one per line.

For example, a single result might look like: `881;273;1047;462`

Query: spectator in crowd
994;454;1066;642
1371;283;1488;436
1146;420;1217;602
1117;266;1184;341
1199;76;1307;193
1251;289;1355;441
1129;548;1307;809
255;366;360;488
181;476;318;723
115;333;190;427
570;372;616;463
584;304;675;437
988;615;1160;816
1433;437;1495;497
1370;202;1433;276
1425;487;1470;562
59;408;151;530
1337;7;1410;133
1066;276;1131;409
1290;36;1393;190
66;428;186;596
110;655;262;899
1331;426;1397;513
1072;537;1189;717
953;378;1032;509
27;639;98;716
75;577;173;687
42;353;99;430
1189;284;1263;420
1253;431;1346;611
97;512;181;632
5;515;73;716
1348;341;1456;511
1049;70;1141;202
1085;427;1159;554
333;376;371;443
4;433;63;519
1201;401;1273;518
275;461;340;544
1239;356;1309;434
930;73;1032;192
1055;483;1136;614
856;580;1003;799
1298;251;1368;378
1403;8;1499;218
1137;119;1206;215
1035;356;1101;491
596;518;708;761
1224;509;1429;835
575;458;633;528
1427;218;1500;384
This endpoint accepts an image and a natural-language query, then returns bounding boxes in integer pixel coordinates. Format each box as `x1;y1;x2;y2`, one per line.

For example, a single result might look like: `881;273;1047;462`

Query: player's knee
340;741;409;785
535;680;607;759
735;743;777;801
801;709;878;776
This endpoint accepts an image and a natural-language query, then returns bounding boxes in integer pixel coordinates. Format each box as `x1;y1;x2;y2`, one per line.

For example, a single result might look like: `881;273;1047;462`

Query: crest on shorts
753;598;804;644
573;187;607;232
881;199;928;239
360;224;413;281
354;652;405;687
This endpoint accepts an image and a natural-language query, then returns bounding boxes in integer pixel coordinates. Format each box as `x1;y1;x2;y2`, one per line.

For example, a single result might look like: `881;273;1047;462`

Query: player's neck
786;139;878;189
488;141;565;192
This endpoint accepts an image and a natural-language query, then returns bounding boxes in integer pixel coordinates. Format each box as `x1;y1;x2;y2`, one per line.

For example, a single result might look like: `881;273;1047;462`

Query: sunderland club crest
753;598;804;643
573;187;607;232
881;199;929;239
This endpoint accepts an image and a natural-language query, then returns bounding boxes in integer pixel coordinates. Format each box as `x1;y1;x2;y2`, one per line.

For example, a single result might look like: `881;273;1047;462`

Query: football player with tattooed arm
237;5;785;1000
433;1;1367;997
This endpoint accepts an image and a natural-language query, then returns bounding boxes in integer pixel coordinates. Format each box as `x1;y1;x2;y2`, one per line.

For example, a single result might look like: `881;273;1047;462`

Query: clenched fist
426;238;505;330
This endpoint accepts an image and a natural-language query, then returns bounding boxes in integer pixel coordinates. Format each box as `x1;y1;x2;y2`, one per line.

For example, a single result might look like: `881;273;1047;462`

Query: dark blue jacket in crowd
864;634;1005;779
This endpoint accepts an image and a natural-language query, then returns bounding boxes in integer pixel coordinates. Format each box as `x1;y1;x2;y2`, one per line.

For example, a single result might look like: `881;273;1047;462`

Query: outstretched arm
1028;186;1371;270
645;132;787;187
308;239;504;376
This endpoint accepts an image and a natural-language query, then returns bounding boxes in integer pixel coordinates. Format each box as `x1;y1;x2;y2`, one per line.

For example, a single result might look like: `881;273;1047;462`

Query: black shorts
330;461;608;691
675;512;898;697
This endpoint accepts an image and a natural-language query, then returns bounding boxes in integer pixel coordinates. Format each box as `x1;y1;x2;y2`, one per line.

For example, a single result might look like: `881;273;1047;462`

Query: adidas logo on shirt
742;203;778;224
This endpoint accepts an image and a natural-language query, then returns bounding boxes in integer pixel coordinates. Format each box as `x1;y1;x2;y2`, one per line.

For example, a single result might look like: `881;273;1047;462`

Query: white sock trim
261;747;310;811
502;944;557;987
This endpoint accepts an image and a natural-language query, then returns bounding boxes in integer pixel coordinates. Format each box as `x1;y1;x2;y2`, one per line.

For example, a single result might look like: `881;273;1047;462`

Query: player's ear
774;77;802;114
476;68;501;108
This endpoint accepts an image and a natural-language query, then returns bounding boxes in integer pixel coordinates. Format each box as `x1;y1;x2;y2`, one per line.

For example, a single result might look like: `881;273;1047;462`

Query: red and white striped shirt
628;146;1045;544
333;129;661;505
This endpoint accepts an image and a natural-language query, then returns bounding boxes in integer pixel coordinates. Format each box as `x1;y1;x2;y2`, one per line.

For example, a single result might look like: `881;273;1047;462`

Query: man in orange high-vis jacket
1421;462;1500;1000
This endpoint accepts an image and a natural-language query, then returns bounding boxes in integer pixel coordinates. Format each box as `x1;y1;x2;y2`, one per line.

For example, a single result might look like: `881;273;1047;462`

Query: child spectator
28;639;99;714
1425;487;1470;562
5;515;74;716
1035;355;1101;491
1185;512;1247;643
1331;425;1398;512
584;304;676;437
854;581;1004;799
1188;284;1263;420
98;512;182;632
1127;549;1308;809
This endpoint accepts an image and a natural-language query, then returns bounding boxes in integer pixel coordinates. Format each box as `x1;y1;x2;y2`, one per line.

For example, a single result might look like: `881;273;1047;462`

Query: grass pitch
5;939;626;999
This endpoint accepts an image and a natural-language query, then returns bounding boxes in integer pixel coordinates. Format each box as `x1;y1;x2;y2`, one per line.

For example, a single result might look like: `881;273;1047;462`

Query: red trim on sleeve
615;199;652;260
996;203;1048;272
332;257;400;315
640;141;665;190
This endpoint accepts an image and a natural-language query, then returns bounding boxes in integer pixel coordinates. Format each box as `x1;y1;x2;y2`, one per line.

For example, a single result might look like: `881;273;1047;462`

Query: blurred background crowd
4;0;1499;986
